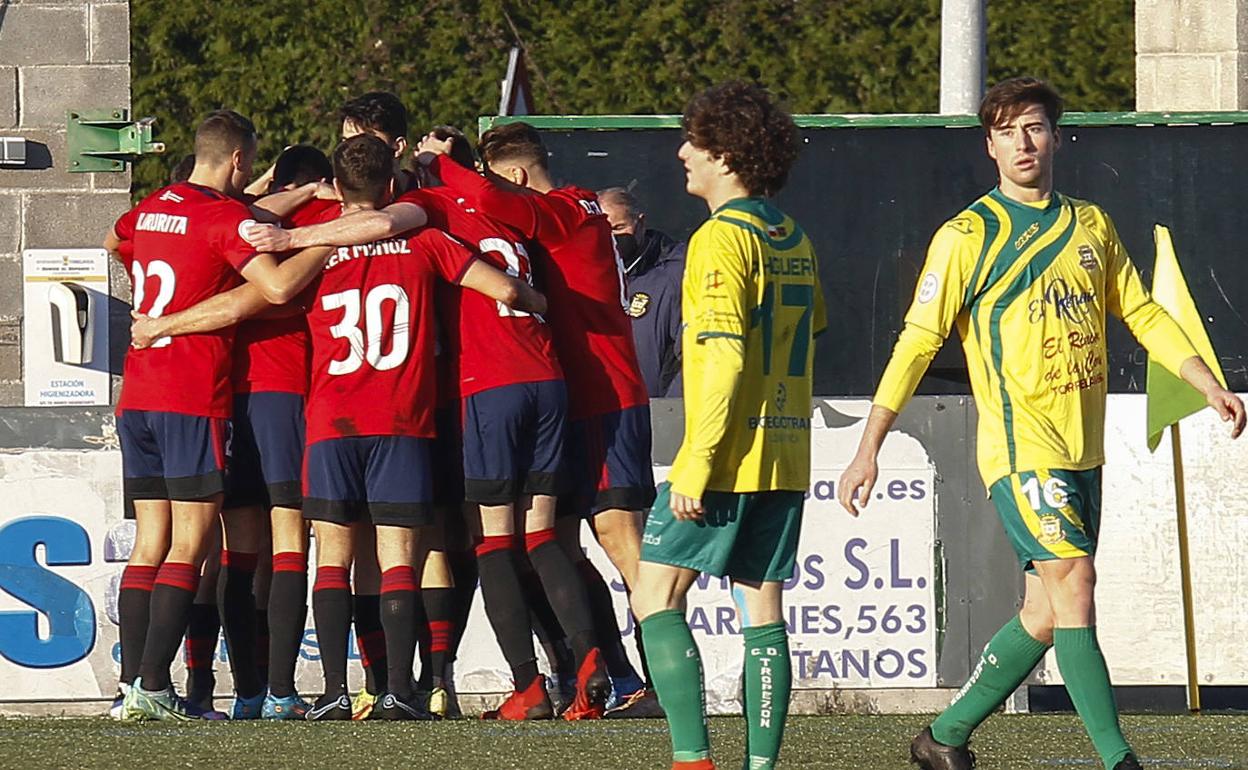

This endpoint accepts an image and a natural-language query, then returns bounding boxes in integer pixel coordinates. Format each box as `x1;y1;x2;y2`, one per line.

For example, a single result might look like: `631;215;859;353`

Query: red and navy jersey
230;199;341;395
115;182;258;417
430;157;646;418
304;225;476;445
399;186;562;400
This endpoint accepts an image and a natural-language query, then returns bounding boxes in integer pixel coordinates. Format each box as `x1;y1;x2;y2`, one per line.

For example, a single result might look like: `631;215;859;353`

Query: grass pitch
0;714;1245;769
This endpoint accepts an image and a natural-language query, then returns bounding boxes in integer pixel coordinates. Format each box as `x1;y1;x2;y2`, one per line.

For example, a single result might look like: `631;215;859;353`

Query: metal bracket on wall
66;110;165;173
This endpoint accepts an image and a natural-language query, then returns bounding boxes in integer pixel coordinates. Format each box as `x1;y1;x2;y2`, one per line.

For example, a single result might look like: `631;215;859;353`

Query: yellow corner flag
1145;225;1227;451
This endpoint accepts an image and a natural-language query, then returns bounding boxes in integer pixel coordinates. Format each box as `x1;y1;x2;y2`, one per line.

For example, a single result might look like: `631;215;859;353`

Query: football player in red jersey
219;146;335;720
334;92;415;713
418;124;655;717
107;110;336;721
134;146;339;720
297;135;546;720
241;124;617;720
408;127;579;720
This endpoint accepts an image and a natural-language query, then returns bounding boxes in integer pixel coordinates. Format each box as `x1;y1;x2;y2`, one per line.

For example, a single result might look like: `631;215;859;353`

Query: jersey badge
766;224;788;239
704;270;724;291
1037;515;1066;546
775;382;787;412
627;292;651;318
1078;245;1097;271
918;273;939;304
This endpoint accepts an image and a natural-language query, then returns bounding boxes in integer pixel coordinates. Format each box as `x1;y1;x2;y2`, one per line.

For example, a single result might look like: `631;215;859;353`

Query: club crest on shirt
1037;515;1066;546
627;292;651;318
704;270;724;291
1078;244;1097;271
775;382;787;412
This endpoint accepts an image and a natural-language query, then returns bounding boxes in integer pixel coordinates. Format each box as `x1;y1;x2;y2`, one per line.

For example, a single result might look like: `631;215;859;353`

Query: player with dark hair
631;81;820;770
421;122;654;720
137;141;340;720
294;134;546;720
237;123;582;719
339;91;419;196
108;109;336;721
840;77;1245;770
409;125;576;719
170;153;196;184
271;144;333;192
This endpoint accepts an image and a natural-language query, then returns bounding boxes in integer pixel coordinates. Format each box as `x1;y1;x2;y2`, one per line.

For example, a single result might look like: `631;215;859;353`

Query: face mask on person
614;232;640;267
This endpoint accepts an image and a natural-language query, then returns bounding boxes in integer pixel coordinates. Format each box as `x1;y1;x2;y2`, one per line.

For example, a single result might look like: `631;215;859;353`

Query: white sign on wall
21;249;111;407
0;406;940;712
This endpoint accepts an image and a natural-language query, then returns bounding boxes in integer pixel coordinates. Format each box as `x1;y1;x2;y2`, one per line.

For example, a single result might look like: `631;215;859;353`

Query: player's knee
1018;603;1055;645
129;532;169;565
166;542;207;566
594;511;641;556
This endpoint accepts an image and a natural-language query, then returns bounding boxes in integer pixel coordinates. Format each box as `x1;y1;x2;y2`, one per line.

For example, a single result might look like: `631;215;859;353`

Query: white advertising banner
0;404;940;711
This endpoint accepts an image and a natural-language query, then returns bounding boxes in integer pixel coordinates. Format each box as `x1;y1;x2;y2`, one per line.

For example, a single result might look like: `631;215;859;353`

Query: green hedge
132;0;1133;198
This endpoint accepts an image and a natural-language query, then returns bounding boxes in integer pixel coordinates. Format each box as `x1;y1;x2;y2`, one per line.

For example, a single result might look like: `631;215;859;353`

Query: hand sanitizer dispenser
48;282;93;365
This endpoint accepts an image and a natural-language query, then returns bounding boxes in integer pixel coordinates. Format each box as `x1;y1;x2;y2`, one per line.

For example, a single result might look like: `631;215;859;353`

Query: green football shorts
640;482;805;583
988;467;1102;572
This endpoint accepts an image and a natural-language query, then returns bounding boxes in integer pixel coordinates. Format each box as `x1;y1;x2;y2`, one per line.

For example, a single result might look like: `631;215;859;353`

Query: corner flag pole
1170;422;1201;713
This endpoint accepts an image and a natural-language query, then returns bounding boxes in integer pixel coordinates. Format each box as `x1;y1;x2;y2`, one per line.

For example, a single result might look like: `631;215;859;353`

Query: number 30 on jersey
322;284;410;375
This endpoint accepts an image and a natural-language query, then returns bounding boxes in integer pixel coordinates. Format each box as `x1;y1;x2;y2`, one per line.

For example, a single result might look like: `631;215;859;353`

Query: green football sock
741;622;791;770
1054;627;1133;769
641;609;710;762
931;615;1050;747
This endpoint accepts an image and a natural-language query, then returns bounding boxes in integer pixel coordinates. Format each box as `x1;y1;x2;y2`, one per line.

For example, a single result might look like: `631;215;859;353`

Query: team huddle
109;90;667;724
102;73;1245;770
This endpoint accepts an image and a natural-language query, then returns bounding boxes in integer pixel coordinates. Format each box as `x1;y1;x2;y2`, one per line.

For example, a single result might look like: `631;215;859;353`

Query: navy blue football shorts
461;379;567;505
557;404;656;519
224;391;305;511
119;409;229;515
302;435;434;528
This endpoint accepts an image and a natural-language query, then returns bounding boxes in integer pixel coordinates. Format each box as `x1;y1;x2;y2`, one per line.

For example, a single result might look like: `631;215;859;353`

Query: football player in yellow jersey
630;81;822;770
839;78;1246;770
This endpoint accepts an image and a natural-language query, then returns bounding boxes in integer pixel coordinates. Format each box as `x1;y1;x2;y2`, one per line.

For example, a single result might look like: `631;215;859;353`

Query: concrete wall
0;0;131;406
1137;0;1248;109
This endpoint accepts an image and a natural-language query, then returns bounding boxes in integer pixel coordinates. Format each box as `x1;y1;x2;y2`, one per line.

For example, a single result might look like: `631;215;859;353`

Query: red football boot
562;647;611;721
480;675;555;720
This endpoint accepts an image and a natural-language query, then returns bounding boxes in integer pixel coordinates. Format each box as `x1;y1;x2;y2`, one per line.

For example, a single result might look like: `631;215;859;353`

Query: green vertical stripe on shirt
988;204;1078;471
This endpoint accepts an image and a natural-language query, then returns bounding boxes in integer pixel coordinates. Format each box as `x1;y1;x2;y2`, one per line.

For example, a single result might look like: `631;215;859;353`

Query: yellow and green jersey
667;197;826;498
875;188;1198;487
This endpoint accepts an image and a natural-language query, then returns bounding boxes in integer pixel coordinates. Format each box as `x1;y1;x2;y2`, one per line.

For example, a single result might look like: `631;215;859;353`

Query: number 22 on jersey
131;259;176;348
479;238;544;321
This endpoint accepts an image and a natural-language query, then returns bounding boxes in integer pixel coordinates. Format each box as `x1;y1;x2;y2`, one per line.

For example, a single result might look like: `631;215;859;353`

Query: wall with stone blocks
1137;0;1248;110
0;0;131;405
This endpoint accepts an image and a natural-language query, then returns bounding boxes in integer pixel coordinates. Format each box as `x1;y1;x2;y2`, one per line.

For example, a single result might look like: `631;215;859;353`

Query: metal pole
1171;423;1202;713
940;0;987;114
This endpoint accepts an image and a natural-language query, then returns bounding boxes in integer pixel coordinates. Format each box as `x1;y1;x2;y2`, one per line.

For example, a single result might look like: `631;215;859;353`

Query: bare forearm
1179;355;1225;396
290;210;404;249
159;284;271;337
854;404;899;460
251;184;316;222
270;247;332;302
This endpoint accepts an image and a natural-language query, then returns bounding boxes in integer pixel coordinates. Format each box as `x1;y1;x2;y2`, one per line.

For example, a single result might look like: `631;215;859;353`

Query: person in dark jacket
599;187;686;398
